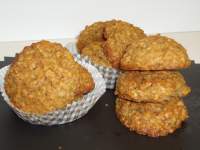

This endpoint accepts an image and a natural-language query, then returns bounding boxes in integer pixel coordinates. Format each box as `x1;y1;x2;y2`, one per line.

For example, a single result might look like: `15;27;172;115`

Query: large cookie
5;40;94;114
120;35;191;70
115;71;191;103
115;98;188;137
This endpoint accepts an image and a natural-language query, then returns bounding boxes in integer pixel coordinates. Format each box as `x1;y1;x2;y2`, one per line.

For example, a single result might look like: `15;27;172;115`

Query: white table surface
0;31;199;63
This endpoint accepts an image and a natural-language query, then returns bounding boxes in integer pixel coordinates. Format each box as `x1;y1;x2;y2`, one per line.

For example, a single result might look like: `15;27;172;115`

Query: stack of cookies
115;35;191;137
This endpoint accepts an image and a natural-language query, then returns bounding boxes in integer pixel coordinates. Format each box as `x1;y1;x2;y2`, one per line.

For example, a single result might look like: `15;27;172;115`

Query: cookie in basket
0;40;106;125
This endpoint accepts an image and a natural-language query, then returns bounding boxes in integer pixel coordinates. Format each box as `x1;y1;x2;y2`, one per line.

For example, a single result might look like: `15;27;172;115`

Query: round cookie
81;42;112;67
115;98;188;137
115;71;191;103
120;35;191;70
5;40;94;115
103;20;146;68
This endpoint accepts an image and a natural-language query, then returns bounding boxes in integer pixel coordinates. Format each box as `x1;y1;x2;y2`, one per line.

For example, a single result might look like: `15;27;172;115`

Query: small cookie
81;42;112;67
115;71;191;103
120;35;191;70
115;98;188;137
103;20;146;68
5;40;94;115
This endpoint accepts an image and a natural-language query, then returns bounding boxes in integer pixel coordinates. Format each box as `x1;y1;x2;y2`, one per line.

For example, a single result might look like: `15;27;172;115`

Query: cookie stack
115;35;191;137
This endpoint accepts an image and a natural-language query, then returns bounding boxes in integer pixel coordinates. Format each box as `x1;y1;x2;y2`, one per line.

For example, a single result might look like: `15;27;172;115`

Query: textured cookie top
5;40;94;115
81;42;112;67
77;20;146;69
115;71;190;103
115;98;188;137
103;20;146;68
77;21;105;51
104;20;145;39
120;35;191;70
77;20;127;52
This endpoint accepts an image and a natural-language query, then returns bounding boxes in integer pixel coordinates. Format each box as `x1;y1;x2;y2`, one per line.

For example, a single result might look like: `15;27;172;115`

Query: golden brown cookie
103;20;135;39
115;98;188;137
5;40;94;115
103;20;146;68
76;19;128;52
81;42;112;67
120;35;191;70
115;71;190;103
76;21;105;52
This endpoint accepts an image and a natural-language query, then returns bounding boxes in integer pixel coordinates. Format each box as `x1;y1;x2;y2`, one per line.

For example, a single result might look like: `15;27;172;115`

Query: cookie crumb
105;103;109;107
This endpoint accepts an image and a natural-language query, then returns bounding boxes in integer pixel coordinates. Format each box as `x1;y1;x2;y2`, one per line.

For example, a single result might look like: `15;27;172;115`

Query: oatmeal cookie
115;71;190;103
103;20;146;68
120;35;191;70
115;98;188;137
5;40;94;114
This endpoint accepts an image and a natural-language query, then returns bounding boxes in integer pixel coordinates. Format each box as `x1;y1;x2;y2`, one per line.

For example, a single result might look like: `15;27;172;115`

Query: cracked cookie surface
115;71;191;103
103;20;146;68
115;98;188;137
120;35;191;70
5;40;94;115
81;42;112;67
